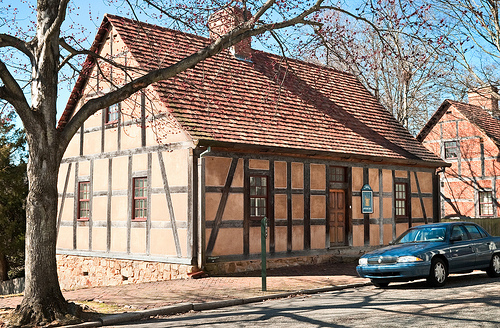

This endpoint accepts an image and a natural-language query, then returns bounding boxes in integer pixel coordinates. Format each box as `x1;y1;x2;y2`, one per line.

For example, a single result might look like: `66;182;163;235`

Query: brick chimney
208;7;252;59
468;85;499;114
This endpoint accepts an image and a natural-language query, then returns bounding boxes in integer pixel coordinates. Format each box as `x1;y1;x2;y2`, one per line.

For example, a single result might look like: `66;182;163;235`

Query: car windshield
394;227;446;244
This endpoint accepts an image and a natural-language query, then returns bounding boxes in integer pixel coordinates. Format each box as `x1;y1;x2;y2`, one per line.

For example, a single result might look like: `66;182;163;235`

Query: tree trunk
8;138;73;325
0;253;9;281
7;1;77;324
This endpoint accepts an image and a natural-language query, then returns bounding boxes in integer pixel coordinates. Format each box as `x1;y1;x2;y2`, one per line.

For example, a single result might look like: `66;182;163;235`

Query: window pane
250;176;267;219
133;178;148;220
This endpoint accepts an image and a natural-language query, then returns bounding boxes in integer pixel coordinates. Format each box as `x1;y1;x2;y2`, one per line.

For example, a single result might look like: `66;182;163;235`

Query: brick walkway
0;262;367;314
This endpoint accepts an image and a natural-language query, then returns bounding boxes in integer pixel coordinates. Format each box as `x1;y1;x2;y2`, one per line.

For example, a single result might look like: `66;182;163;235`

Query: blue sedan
356;222;500;287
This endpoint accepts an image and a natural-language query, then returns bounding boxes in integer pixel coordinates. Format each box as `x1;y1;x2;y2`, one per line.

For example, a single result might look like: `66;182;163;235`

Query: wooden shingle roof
61;14;446;167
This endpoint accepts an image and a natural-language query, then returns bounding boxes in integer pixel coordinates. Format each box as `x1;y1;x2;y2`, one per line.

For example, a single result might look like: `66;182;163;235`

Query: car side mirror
450;235;462;242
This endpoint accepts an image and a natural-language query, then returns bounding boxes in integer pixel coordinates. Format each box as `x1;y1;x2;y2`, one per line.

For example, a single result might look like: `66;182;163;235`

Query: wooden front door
329;190;346;246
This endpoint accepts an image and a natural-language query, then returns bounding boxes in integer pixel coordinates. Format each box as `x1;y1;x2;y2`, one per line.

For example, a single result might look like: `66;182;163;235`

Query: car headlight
397;256;423;263
358;258;368;265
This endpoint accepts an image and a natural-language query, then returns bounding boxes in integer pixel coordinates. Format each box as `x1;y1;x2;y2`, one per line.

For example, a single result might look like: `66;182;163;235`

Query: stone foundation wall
205;247;373;275
57;255;197;290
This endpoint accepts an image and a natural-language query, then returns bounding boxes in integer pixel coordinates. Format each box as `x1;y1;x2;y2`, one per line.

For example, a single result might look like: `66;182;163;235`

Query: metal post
261;216;267;291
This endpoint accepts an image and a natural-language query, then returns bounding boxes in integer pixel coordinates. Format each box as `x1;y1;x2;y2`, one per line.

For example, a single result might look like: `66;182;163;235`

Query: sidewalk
0;262;369;325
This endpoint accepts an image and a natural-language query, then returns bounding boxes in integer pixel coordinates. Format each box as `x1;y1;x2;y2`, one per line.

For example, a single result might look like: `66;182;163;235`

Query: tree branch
0;60;32;126
39;0;71;46
0;34;35;64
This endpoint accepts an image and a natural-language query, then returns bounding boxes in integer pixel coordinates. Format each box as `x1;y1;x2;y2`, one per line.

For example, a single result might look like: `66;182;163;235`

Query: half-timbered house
418;86;500;219
56;11;448;289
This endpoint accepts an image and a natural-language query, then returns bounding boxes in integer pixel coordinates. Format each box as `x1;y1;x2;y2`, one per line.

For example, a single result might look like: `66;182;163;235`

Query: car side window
464;224;482;239
451;225;469;241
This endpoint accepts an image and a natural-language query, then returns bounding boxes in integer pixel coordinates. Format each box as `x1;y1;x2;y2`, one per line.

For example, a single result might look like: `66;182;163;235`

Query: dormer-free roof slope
61;14;445;167
418;99;500;146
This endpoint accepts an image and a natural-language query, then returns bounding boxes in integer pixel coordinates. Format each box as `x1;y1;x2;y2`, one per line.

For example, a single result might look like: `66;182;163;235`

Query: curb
62;282;371;327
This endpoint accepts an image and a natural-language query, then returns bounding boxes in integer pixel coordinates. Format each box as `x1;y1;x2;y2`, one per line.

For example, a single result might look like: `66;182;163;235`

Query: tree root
6;300;83;327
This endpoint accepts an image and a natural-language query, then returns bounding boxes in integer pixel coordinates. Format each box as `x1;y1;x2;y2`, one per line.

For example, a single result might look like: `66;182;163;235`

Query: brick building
418;86;500;219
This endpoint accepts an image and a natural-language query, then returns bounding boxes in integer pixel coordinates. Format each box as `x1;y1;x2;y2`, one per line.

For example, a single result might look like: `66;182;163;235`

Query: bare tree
304;1;455;135
433;0;500;96
0;0;401;325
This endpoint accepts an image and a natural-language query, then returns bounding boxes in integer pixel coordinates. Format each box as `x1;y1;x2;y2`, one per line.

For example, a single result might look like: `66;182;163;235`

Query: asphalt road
112;271;500;327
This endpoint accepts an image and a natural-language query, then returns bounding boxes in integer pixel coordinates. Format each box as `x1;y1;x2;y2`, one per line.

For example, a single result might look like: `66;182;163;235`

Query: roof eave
417;100;452;142
195;139;450;169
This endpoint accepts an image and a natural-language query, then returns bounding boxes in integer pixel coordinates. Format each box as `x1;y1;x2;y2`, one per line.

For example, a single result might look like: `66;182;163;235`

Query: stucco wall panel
111;195;128;221
382;169;392;192
383;224;393;244
352;225;363;246
222;193;243;221
274;161;287;188
157;149;189;187
150;228;173;256
352;167;363;191
205;157;232;187
370;224;380;246
170;193;188;222
411;198;423;218
92;196;107;222
121;125;142;150
396;223;407;237
274;226;287;252
133;153;148;172
371;196;380;218
292;226;304;251
108;228;126;254
85;111;101;129
112;156;129;191
368;169;379;192
310;225;325;249
383;198;392;218
291;162;304;189
412;172;433;194
77;226;89;250
130;227;146;254
310;195;325;219
394;170;407;178
57;226;73;249
79;161;90;177
249;227;267;254
64;134;80;158
274;194;287;219
150;194;168;221
104;128;118;153
249;159;269;170
92;227;107;251
93;159;109;192
352;196;362;220
292;194;304;219
232;159;244;188
58;163;72;191
59;198;74;226
83;131;100;156
205;193;221;223
310;164;326;190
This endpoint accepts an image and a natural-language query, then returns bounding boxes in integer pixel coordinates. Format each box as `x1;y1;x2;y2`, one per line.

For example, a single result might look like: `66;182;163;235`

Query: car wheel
486;253;500;278
427;257;447;287
371;280;389;288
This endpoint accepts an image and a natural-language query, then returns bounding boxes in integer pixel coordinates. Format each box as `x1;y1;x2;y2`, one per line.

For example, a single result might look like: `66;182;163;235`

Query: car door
447;225;476;272
464;224;491;269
